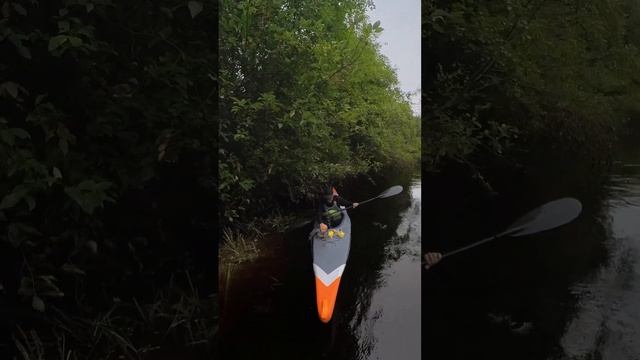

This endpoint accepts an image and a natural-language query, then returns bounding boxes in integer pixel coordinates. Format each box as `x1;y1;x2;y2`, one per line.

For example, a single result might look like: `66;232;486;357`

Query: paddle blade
378;185;403;199
502;198;582;237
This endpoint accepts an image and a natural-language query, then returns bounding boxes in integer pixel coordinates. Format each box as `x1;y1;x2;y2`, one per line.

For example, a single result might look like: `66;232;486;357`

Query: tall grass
12;272;215;360
219;228;260;266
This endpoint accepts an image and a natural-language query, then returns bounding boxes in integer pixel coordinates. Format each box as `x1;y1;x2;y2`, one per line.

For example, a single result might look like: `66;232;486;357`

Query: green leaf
0;130;14;146
17;45;31;59
2;82;18;98
62;263;86;275
160;7;173;18
59;138;68;155
64;180;115;214
32;295;45;312
15;223;42;236
188;1;203;18
48;35;68;52
56;124;75;155
25;196;35;211
11;128;30;139
86;240;98;254
53;167;62;179
68;36;82;47
37;276;64;298
35;94;47;105
11;3;26;16
239;179;254;191
0;188;27;209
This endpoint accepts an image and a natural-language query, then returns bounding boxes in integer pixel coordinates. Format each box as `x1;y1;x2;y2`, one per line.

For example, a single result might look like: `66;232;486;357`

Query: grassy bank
218;160;421;271
12;272;216;359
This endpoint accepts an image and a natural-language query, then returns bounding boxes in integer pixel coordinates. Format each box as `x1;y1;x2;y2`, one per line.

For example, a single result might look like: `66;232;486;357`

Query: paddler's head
322;184;334;205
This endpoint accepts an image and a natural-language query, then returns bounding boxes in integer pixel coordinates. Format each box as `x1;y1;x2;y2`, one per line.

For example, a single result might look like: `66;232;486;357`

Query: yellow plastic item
336;230;345;238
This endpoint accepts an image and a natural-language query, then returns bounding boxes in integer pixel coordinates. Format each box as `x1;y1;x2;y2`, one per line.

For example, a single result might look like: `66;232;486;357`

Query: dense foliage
219;0;420;225
1;0;216;358
424;0;640;174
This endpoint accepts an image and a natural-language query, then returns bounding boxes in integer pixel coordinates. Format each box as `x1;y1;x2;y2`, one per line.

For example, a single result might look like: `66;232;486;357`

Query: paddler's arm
336;196;358;208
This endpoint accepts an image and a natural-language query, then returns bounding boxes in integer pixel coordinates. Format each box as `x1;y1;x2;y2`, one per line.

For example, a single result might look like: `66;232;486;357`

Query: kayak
311;207;351;323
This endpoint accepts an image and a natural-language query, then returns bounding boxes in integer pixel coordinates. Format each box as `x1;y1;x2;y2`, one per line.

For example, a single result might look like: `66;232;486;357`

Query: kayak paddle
426;197;582;266
290;185;404;229
344;185;404;210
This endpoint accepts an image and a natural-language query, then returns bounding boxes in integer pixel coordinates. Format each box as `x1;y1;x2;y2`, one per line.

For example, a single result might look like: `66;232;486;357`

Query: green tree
219;0;420;224
424;0;640;174
1;0;216;357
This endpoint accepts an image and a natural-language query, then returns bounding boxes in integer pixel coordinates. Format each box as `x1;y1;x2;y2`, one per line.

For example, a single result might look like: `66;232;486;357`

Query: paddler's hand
320;223;328;233
352;202;359;208
424;252;443;270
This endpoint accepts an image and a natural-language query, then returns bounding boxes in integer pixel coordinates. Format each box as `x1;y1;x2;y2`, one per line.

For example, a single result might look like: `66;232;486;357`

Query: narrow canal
423;138;640;360
220;173;421;360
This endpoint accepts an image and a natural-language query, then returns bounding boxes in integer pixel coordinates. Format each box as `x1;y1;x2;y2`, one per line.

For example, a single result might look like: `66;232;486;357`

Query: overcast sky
367;0;421;116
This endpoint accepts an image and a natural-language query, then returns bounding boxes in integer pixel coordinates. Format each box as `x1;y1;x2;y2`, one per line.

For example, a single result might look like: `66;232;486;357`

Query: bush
1;1;216;358
219;0;420;224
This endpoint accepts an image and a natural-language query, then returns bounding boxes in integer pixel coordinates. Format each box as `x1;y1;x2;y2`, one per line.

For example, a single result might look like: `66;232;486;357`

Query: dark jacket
316;196;353;228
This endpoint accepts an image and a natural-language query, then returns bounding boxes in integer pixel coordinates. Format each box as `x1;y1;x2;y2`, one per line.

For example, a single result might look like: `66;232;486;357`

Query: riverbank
218;162;420;267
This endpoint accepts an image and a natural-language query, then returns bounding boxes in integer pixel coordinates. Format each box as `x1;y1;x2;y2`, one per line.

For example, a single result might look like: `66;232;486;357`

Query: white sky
367;0;421;116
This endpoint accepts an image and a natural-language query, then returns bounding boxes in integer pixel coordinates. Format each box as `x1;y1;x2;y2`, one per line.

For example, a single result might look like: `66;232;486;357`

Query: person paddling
317;183;358;234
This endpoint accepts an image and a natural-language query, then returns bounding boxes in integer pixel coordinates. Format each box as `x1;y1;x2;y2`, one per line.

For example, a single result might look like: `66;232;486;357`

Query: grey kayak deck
311;209;351;285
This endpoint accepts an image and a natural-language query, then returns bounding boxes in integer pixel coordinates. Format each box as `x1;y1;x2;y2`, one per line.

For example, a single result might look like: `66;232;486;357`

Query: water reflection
556;161;640;359
424;140;640;360
354;180;421;360
423;152;613;359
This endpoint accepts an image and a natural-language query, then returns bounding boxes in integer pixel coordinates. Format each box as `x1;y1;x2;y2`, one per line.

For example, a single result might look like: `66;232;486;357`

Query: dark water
423;139;640;360
219;173;421;359
556;148;640;359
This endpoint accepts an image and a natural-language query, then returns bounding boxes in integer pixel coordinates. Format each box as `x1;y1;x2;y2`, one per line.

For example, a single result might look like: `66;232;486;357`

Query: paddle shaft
442;236;495;258
344;186;403;210
442;228;520;258
433;198;582;264
294;186;403;229
344;197;375;210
